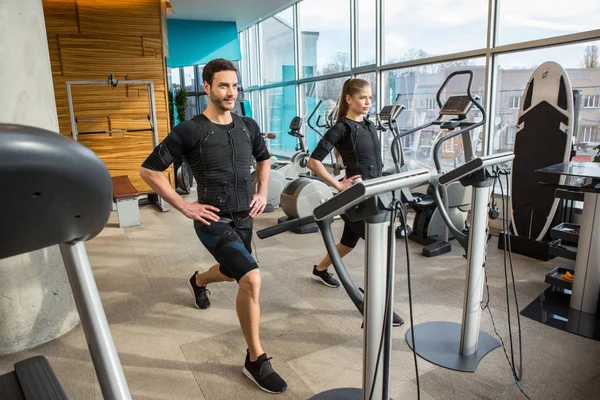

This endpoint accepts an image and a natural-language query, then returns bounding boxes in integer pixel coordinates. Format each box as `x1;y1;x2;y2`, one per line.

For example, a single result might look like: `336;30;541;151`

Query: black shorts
194;211;258;282
340;213;365;248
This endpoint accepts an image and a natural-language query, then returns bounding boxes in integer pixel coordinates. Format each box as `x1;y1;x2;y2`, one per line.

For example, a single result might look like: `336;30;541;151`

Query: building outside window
238;1;600;164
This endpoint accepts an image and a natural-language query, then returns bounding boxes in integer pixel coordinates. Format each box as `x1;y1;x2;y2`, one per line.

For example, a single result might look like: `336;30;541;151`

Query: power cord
398;202;421;400
481;166;529;399
251;237;260;264
498;168;524;379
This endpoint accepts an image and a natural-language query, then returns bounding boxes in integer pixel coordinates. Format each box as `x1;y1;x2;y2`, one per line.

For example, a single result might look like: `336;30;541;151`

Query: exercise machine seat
0;123;130;400
0;124;112;259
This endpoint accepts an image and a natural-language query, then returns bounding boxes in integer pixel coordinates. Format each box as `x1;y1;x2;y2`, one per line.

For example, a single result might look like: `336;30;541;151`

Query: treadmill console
379;105;404;122
439;95;473;117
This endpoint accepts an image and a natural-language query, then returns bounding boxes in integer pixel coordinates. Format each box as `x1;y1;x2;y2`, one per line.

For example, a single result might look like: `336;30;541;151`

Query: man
140;58;287;394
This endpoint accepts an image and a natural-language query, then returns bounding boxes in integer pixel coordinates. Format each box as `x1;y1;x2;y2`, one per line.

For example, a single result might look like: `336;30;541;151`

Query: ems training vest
335;118;383;180
184;114;254;214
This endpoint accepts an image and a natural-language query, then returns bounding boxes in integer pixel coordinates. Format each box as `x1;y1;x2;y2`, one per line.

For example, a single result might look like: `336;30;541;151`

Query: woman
307;78;403;327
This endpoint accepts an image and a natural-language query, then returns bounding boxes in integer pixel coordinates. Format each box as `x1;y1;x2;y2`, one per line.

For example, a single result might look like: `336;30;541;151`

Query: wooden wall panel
43;0;172;194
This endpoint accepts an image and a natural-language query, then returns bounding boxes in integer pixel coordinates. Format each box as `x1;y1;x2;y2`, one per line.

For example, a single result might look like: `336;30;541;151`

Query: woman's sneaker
187;271;211;309
311;265;340;288
242;350;287;393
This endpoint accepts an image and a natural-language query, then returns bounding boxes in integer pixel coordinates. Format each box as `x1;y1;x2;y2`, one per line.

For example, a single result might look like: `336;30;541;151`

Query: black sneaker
358;287;404;327
243;350;287;394
311;265;340;288
392;312;404;327
187;271;210;309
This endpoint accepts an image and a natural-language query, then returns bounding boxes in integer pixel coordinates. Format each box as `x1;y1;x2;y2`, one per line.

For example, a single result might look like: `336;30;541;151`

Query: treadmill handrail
314;169;431;221
439;152;514;185
431;152;515;251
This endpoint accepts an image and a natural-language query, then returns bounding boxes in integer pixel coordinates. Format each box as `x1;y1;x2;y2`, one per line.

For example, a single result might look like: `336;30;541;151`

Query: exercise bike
276;99;344;233
390;73;482;256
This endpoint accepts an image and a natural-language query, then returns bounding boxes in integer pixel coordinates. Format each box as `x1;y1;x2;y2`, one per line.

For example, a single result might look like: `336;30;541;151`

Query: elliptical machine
394;72;484;256
251;117;311;212
276;100;341;234
273;116;311;178
308;99;344;178
407;98;515;370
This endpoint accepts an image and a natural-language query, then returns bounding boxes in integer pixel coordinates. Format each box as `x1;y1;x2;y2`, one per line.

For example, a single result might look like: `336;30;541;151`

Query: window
239;29;250;88
382;57;486;171
299;0;351;78
170;67;181;90
493;41;600;162
357;0;376;66
299;76;350;153
444;137;455;153
260;8;295;85
582;95;599;108
262;85;298;157
248;25;260;87
497;0;600;46
196;65;205;89
183;66;196;92
510;96;521;109
582;126;598;143
383;0;488;65
421;98;436;110
507;126;516;145
185;96;197;121
251;91;262;127
356;72;377;116
243;90;263;127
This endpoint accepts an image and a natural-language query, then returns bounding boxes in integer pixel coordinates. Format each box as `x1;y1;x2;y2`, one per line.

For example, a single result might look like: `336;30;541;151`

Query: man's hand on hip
181;203;220;225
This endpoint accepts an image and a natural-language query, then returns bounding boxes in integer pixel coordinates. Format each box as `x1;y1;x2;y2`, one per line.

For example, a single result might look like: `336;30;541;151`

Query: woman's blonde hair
332;78;370;172
336;78;371;121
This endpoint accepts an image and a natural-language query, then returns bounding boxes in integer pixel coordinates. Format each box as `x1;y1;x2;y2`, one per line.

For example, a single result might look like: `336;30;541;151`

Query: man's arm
140;121;219;225
245;116;271;217
140;167;220;225
254;159;270;197
139;167;189;212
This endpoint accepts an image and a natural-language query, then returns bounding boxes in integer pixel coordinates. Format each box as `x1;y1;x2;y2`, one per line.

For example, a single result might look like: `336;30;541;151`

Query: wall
167;19;241;68
0;0;79;356
43;0;172;193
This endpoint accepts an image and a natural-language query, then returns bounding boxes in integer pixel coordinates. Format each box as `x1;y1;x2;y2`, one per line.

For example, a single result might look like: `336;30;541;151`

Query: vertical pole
570;192;600;314
363;220;390;400
59;242;131;400
460;184;492;356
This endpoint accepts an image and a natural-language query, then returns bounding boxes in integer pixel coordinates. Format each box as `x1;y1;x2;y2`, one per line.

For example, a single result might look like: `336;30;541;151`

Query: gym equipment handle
432;71;487;173
256;215;316;239
307;100;324;135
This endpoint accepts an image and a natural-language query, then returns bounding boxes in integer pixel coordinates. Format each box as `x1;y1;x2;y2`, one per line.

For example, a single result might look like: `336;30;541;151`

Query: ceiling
167;0;296;31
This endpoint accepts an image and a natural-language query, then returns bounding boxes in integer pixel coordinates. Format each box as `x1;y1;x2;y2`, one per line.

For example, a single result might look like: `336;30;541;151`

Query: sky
272;0;600;71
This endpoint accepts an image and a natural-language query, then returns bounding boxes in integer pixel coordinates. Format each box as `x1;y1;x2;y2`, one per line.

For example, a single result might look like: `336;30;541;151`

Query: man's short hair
202;58;237;85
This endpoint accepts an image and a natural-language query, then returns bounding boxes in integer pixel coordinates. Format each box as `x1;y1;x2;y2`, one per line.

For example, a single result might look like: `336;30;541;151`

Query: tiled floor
1;196;599;399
